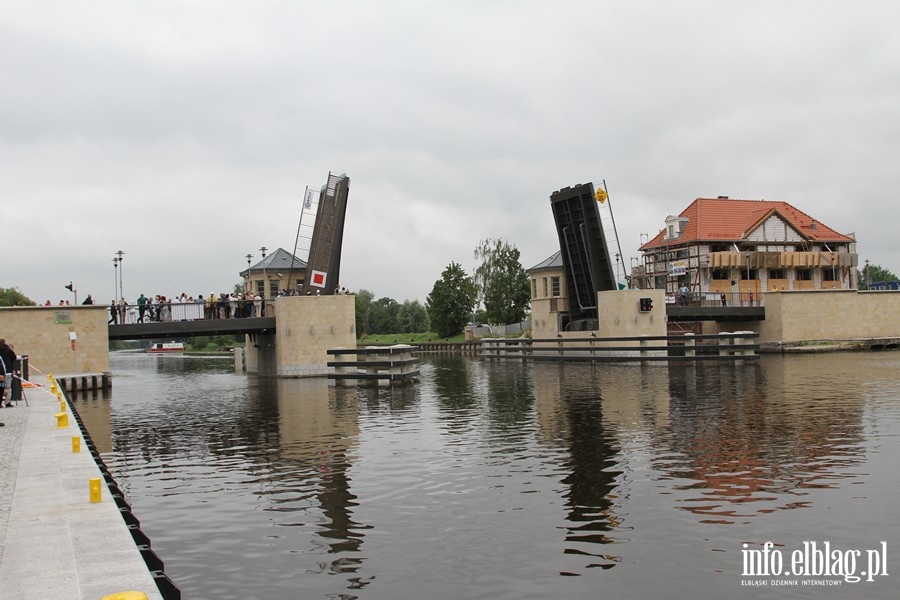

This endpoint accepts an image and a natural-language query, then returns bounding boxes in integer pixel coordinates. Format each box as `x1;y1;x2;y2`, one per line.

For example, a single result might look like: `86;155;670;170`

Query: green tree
355;289;375;337
426;262;476;338
368;297;400;334
859;263;899;289
0;287;36;307
473;238;531;325
397;299;430;333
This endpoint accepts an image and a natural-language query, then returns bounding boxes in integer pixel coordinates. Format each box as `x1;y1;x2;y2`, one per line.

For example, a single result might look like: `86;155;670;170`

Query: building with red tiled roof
638;197;858;302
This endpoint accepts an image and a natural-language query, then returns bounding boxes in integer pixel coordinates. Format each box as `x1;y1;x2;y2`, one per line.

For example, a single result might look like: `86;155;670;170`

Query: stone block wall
597;289;667;339
0;306;110;376
713;290;900;343
272;295;357;377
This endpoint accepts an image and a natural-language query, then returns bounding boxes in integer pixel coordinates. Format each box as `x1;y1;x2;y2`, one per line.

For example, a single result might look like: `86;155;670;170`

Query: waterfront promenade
0;383;162;599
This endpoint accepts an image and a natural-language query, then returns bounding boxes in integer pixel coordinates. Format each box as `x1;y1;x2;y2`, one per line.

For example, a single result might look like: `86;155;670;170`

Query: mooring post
719;332;731;357
684;333;696;358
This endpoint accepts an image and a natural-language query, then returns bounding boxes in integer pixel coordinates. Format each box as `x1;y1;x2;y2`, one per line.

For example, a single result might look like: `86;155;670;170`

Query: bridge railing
108;299;278;324
667;291;766;308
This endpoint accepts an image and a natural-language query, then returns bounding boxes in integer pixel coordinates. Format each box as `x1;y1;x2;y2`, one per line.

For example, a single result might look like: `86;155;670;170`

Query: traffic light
64;282;74;292
639;297;653;312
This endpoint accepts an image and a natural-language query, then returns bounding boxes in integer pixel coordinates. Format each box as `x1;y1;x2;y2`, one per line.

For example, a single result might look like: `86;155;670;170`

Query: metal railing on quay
479;332;760;362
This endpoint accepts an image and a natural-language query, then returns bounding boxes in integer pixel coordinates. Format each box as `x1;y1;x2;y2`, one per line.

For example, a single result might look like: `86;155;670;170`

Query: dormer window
664;215;689;240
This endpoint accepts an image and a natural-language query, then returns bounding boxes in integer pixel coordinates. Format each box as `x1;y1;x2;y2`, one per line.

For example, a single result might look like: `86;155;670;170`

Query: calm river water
73;351;900;600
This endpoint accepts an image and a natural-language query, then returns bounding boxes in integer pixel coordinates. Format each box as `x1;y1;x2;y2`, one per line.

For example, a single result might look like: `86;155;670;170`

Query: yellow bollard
55;412;68;428
72;436;81;453
59;400;66;413
101;592;149;600
50;383;58;395
89;477;102;503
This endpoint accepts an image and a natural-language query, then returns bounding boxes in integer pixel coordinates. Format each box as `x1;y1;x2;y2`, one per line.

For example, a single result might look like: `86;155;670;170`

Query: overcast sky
4;1;899;306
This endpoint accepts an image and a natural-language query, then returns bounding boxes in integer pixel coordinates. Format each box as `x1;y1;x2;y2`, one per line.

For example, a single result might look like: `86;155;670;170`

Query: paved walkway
0;382;163;600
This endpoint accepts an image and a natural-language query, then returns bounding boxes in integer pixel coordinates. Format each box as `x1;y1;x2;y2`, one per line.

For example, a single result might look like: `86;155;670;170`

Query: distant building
528;195;860;334
240;248;307;296
638;197;857;300
526;251;569;336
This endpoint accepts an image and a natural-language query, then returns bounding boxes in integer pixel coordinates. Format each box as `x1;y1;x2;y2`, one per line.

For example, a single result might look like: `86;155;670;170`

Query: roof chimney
717;195;729;199
811;219;817;231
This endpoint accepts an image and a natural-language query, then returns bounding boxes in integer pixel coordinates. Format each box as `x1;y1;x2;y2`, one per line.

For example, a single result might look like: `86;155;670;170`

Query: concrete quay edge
0;381;164;600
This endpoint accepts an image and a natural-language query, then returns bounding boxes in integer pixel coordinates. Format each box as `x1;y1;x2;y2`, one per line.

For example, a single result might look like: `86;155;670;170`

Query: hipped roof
640;198;854;250
239;248;306;278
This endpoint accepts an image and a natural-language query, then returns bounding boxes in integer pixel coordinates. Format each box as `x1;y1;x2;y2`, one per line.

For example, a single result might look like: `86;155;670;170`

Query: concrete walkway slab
0;384;163;600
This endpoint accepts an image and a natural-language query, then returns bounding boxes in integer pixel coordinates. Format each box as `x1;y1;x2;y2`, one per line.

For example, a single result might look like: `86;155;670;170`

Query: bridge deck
665;305;765;322
109;317;276;340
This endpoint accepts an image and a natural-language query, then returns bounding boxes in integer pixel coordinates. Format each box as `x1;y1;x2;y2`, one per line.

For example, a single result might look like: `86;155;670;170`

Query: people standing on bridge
204;293;214;320
160;296;171;322
108;300;118;324
245;292;256;318
117;299;127;323
720;292;727;307
137;293;148;322
82;294;94;305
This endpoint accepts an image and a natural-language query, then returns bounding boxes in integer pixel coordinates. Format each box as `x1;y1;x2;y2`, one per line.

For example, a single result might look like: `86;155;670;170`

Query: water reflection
267;380;369;588
532;363;670;572
68;352;899;599
659;360;866;524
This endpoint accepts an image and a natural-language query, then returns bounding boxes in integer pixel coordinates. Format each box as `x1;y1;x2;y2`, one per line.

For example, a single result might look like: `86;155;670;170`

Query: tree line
356;238;531;339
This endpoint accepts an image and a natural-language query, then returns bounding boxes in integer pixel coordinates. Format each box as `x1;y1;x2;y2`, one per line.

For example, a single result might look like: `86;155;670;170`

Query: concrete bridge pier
245;332;277;376
245;295;356;378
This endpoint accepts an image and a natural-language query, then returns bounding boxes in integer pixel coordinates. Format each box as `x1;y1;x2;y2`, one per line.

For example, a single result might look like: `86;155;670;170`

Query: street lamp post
65;281;77;305
245;254;253;294
615;252;621;288
259;247;267;316
112;257;120;306
864;259;870;289
116;250;125;304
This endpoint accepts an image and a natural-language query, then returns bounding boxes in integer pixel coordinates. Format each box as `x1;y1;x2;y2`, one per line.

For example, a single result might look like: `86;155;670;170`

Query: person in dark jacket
0;339;17;407
0;351;5;424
